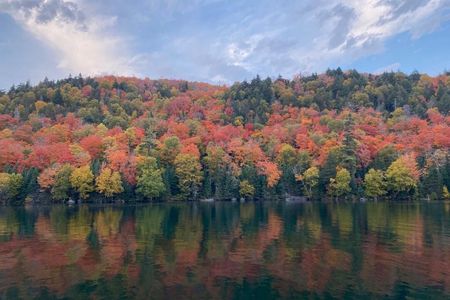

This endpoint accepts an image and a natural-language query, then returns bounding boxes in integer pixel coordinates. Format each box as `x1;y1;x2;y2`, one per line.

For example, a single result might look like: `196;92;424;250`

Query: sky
1;0;450;89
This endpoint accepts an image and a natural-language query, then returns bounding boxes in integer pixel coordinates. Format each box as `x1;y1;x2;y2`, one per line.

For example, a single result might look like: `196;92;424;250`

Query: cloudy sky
1;0;450;88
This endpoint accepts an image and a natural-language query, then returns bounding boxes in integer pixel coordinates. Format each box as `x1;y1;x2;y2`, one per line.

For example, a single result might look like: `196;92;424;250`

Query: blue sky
1;0;450;89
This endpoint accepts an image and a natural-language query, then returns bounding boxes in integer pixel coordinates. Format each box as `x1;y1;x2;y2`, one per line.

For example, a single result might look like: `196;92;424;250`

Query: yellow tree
34;100;47;115
443;186;450;199
96;167;123;197
70;165;94;199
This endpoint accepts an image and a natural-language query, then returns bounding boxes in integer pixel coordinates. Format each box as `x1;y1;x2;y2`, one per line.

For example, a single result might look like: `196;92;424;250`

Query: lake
0;202;450;299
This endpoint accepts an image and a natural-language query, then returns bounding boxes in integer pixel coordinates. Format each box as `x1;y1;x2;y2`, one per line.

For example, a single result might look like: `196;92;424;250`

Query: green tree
51;164;73;201
350;91;370;107
299;166;319;198
136;157;165;200
370;146;398;171
159;136;181;196
276;144;299;193
8;174;23;199
70;165;95;199
363;169;386;199
319;147;342;193
443;186;450;200
341;114;357;184
420;166;443;200
96;167;123;197
203;145;237;199
239;180;255;199
0;173;23;203
175;153;203;199
386;156;418;197
159;136;181;166
328;168;351;199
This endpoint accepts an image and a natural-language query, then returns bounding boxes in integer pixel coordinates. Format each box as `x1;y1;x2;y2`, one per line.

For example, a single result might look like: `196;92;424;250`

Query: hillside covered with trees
1;69;450;204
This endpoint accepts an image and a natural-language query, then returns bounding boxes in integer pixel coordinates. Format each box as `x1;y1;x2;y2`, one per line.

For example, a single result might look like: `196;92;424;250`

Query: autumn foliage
0;70;450;203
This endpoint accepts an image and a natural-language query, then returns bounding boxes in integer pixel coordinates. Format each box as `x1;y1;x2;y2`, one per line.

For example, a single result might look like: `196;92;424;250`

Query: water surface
1;202;450;299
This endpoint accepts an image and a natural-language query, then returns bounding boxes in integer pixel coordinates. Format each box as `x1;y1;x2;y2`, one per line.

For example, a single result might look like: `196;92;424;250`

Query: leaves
364;169;386;198
300;166;319;198
96;167;123;197
175;153;203;199
256;161;281;188
1;72;450;201
70;165;95;199
136;157;165;199
51;164;73;201
386;155;419;195
0;173;23;202
239;180;255;199
328;168;351;198
80;135;104;159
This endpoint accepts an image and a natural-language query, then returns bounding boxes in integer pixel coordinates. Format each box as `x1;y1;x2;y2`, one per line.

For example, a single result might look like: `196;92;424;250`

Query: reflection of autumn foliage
1;203;450;298
0;207;138;296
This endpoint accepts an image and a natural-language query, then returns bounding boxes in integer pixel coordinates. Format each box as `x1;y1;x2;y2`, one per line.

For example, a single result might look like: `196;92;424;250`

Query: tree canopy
0;71;449;202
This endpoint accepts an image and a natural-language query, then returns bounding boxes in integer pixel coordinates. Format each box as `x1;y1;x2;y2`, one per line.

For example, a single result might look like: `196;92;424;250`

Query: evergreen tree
53;88;63;105
420;166;443;200
370;146;398;171
319;147;342;194
341;114;357;184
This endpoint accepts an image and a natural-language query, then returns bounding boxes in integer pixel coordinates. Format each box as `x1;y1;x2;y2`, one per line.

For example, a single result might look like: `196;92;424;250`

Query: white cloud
216;0;450;80
374;62;401;74
340;0;446;47
0;0;137;76
1;0;449;84
321;1;443;64
227;34;263;68
301;0;450;70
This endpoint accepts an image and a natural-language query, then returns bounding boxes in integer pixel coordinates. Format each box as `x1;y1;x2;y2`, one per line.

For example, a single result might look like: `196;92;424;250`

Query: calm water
0;202;450;300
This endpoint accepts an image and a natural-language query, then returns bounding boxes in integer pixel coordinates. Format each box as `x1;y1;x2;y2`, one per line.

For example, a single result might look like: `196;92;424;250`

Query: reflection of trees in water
0;202;449;298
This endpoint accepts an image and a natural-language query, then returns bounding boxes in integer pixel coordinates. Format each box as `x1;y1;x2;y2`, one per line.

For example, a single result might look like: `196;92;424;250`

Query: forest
0;68;450;204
